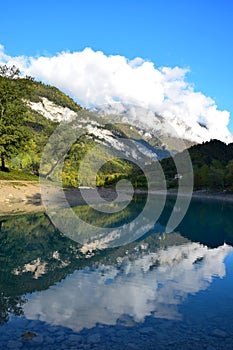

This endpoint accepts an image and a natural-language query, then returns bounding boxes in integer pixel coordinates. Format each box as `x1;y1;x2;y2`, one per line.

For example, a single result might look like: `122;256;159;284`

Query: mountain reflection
24;242;232;331
0;195;233;328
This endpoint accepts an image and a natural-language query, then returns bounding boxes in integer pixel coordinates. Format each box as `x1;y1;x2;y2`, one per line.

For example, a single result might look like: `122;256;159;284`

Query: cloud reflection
24;242;232;331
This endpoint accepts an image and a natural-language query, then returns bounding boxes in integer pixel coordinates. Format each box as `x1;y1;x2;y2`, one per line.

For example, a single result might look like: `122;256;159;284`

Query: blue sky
1;0;233;134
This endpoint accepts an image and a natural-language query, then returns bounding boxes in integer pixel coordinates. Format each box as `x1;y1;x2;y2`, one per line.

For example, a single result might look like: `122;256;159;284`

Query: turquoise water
0;195;233;349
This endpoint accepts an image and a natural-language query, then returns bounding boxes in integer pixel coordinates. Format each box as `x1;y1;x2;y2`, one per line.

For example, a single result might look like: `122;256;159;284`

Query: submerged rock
21;331;37;341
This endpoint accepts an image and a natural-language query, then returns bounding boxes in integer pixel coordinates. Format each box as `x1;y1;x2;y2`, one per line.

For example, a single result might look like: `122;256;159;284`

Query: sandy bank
0;181;43;215
0;182;130;216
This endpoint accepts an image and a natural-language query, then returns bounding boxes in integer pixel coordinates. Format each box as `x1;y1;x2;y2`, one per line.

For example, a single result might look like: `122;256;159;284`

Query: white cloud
0;45;232;143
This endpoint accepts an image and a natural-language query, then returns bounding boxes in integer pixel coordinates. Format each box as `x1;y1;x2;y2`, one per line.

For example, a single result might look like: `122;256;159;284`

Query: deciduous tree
0;65;32;170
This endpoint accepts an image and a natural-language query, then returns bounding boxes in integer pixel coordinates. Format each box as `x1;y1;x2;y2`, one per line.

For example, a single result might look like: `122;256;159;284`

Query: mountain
0;77;173;186
93;102;233;145
19;80;190;186
1;71;232;190
27;88;190;154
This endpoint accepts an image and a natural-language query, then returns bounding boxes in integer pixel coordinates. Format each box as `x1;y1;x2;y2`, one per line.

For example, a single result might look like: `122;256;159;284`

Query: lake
0;195;233;349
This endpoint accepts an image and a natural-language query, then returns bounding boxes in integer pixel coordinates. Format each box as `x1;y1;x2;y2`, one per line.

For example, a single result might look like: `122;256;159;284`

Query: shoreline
0;182;131;216
0;181;233;216
190;191;233;203
168;189;233;203
135;188;233;203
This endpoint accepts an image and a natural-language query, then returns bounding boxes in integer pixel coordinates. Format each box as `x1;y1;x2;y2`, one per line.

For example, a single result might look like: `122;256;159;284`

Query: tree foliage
161;139;233;191
29;81;83;112
0;65;32;169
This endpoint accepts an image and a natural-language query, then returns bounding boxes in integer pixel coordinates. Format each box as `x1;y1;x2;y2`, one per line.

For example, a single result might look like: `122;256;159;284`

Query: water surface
0;195;233;349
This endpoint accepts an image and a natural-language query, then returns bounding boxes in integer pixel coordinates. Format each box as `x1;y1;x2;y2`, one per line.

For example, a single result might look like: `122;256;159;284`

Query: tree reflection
0;292;26;326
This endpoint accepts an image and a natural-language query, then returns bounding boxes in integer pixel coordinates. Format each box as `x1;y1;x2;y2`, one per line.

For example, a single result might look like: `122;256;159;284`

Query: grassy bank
0;169;39;181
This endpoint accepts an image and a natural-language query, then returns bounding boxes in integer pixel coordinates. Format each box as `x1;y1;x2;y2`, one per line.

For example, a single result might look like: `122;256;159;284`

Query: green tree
199;164;209;189
225;160;233;190
207;166;225;190
0;65;32;170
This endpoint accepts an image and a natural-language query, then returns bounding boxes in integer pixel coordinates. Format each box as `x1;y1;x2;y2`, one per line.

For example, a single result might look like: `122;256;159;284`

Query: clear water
0;195;233;349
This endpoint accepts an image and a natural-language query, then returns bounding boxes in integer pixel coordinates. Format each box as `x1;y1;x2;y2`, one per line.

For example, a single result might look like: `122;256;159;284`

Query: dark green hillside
188;139;233;167
161;139;233;191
